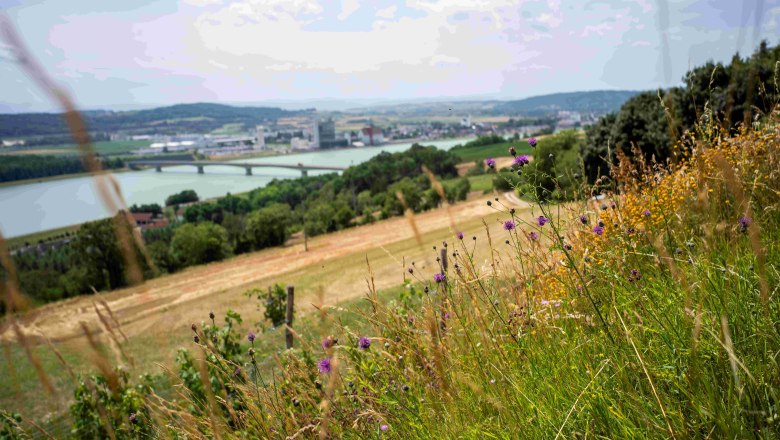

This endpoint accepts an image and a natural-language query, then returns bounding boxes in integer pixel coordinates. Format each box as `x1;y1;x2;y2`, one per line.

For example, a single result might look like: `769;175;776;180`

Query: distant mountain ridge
0;91;641;139
494;90;641;114
0;103;311;138
347;90;642;115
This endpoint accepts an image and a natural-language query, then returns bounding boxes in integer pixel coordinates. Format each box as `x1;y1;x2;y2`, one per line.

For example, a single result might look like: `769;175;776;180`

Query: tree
527;130;583;201
584;41;780;181
165;190;199;206
70;217;138;291
245;203;294;250
129;203;162;216
170;222;232;267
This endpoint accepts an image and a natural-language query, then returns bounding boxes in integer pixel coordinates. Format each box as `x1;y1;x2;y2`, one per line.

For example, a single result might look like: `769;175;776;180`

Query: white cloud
4;0;778;109
376;5;397;19
338;0;360;20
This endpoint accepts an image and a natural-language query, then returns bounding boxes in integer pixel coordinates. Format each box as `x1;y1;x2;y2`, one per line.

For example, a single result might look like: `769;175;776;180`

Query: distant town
104;109;594;157
0;90;637;158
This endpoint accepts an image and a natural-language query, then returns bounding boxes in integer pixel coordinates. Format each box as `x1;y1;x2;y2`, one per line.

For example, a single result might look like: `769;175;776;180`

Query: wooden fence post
440;248;448;273
285;285;295;349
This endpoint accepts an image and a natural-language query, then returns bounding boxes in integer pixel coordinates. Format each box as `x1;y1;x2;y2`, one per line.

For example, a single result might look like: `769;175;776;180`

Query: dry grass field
1;190;535;421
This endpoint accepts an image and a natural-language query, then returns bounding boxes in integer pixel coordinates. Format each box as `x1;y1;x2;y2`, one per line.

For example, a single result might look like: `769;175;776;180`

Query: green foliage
176;310;245;414
245;203;294;249
165;189;199;207
0;155;124;183
70;216;146;292
304;198;354;237
449;135;529;164
444;177;471;203
128;203;162;216
492;170;523;192
524;130;583;200
341;143;459;195
170;222;232;266
0;410;29;439
245;284;291;327
584;41;780;181
69;369;157;440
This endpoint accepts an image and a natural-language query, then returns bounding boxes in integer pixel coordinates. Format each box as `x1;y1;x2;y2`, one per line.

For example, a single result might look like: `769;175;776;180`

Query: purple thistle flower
513;155;530;167
359;336;371;350
318;358;331;374
503;220;516;231
610;202;617;209
529;231;539;240
433;273;446;283
456;231;464;240
528;137;537;147
247;332;256;343
380;424;389;432
485;157;496;168
322;336;336;349
738;215;751;232
193;335;200;343
234;367;241;376
579;214;588;225
128;413;137;424
541;299;549;305
642;209;651;217
537;216;549;226
563;243;572;250
592;225;604;236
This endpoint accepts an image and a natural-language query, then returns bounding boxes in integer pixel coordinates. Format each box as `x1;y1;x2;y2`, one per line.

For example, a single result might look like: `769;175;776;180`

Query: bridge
127;160;346;177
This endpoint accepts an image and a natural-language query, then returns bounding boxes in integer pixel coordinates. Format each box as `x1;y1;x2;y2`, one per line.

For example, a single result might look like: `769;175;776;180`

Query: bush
524;129;583;201
170;222;232;266
70;370;158;440
245;203;294;249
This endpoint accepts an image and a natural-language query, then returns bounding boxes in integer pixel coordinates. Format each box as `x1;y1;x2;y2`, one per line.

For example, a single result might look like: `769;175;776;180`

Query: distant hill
492;90;641;115
0;103;311;138
349;90;641;116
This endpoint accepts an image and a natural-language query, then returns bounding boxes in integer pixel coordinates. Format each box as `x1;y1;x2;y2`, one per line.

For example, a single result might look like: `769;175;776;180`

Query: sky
0;0;779;112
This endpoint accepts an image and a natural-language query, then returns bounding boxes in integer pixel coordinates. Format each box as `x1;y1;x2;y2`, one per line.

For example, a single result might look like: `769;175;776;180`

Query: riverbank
0;137;473;238
0;136;473;189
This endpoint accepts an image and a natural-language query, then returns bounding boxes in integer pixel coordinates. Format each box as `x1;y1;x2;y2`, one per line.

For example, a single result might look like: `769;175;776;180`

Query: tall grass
1;15;779;434
16;116;772;439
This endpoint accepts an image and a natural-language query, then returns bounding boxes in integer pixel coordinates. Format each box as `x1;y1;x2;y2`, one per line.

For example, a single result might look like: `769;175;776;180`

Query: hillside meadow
0;118;778;438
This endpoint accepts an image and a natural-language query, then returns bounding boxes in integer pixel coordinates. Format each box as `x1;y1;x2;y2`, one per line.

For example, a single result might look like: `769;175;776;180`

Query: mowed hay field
0;191;535;421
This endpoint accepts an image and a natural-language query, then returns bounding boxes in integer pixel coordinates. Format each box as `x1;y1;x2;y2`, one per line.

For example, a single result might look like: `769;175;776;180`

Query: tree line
0;155;125;183
583;40;780;181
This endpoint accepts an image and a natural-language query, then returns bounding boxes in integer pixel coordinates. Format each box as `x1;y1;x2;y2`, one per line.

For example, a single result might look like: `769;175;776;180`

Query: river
0;138;471;238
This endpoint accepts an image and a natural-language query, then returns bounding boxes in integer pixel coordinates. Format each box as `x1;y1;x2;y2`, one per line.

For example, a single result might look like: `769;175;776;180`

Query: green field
450;140;532;163
18;140;150;156
443;173;494;193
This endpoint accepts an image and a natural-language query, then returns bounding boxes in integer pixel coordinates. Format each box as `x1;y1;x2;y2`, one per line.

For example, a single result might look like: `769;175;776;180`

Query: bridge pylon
245;167;252;176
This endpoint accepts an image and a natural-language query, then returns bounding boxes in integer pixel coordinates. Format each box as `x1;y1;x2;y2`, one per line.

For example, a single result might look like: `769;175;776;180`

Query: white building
291;137;313;150
255;125;266;150
358;126;384;146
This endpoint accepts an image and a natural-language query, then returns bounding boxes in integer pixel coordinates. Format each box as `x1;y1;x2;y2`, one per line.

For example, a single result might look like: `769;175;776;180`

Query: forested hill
0;103;312;137
492;90;641;115
349;90;640;116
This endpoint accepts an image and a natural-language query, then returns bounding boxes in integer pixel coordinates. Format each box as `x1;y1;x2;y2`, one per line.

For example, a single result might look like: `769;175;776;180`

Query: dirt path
2;192;530;345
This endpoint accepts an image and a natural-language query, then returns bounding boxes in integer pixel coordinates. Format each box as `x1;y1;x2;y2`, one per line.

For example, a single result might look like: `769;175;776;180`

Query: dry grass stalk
0;17;154;287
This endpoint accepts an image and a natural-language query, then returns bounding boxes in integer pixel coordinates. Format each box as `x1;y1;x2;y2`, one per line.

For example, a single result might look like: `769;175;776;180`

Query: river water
0;138;470;238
